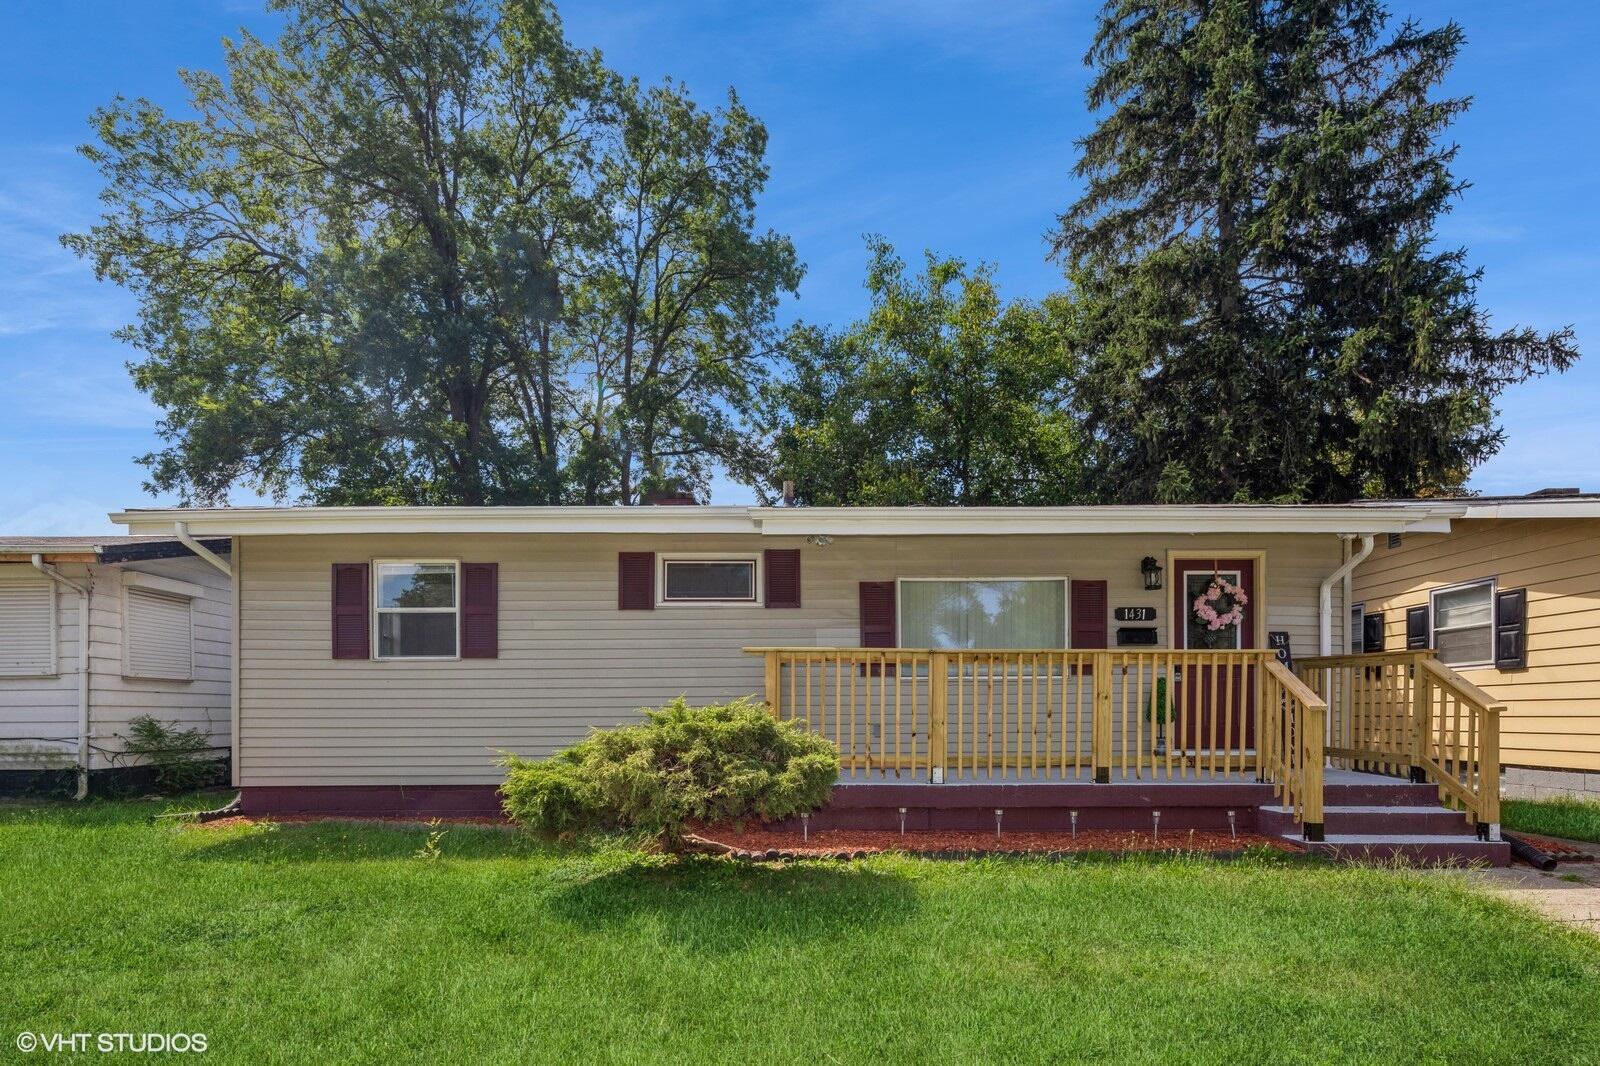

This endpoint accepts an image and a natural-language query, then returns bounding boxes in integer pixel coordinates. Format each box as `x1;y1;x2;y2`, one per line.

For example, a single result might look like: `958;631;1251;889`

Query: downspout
32;555;91;800
1319;535;1375;656
174;522;231;578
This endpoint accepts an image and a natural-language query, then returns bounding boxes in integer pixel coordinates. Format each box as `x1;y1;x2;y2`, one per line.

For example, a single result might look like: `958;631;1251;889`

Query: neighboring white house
0;536;233;796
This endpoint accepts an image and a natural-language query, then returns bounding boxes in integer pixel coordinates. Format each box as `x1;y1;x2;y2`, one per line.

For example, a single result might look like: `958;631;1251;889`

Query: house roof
0;535;231;563
110;503;1464;538
1358;490;1600;520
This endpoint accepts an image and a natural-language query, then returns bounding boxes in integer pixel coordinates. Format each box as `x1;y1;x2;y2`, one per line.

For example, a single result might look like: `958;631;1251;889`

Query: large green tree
1054;0;1578;503
66;0;796;505
757;239;1084;505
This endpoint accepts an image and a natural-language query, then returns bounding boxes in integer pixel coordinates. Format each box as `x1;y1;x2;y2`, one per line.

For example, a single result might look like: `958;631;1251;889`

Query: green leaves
66;0;796;506
1054;0;1578;502
758;240;1085;506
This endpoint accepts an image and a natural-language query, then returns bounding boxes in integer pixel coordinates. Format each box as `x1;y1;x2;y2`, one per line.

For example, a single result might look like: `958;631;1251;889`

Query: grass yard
4;798;1600;1065
1504;795;1600;844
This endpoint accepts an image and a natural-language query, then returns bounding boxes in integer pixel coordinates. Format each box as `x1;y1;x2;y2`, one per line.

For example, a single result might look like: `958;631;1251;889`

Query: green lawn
1504;795;1600;844
3;798;1599;1064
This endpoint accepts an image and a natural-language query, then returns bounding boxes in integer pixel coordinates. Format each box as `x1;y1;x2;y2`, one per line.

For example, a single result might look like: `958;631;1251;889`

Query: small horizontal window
660;558;758;603
375;561;458;658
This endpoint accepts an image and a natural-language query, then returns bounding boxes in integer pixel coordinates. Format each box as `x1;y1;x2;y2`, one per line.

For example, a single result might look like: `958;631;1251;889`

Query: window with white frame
0;574;56;676
1430;579;1495;668
375;561;458;659
899;579;1067;649
659;556;759;605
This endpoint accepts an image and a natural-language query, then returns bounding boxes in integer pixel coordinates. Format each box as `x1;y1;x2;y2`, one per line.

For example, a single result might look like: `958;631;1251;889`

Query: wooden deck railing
1296;652;1503;834
743;647;1331;832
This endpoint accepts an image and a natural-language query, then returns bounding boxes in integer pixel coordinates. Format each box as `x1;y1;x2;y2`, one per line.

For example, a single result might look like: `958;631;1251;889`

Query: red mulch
688;825;1296;859
1512;833;1596;860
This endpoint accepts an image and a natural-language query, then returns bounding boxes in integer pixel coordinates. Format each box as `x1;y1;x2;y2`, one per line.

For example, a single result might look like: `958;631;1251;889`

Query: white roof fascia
1454;501;1600;519
111;503;1461;538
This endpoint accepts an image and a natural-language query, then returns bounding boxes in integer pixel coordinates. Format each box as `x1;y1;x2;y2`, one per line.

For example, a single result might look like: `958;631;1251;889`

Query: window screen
899;579;1066;649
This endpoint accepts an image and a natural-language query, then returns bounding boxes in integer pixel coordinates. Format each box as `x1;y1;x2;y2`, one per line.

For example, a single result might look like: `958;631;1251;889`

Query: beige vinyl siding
0;557;232;772
236;531;1344;786
0;573;56;676
1352;517;1600;773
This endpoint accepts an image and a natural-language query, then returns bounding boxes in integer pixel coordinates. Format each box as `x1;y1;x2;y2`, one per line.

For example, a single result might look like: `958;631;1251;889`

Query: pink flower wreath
1192;574;1248;632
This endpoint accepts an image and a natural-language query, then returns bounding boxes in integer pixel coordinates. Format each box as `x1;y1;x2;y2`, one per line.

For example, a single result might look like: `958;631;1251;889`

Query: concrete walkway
1440;855;1600;936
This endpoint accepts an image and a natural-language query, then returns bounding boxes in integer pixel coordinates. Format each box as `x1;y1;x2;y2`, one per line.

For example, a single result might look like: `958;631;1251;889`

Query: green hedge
501;697;839;848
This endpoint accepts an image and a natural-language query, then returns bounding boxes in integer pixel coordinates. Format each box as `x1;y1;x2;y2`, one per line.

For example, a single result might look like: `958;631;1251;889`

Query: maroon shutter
618;552;655;610
1070;580;1108;649
764;549;801;608
859;582;896;646
331;563;370;660
460;563;499;659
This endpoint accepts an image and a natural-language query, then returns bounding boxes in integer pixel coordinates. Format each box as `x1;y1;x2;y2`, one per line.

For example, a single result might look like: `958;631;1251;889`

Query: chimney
642;489;699;506
781;480;796;506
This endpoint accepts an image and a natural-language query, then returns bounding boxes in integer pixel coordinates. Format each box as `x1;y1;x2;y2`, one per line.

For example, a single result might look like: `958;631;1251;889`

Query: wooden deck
745;647;1505;843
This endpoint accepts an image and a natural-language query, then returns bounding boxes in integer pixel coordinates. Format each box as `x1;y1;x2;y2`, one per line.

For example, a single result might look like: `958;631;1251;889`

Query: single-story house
111;502;1515;862
1352;489;1600;801
0;535;233;796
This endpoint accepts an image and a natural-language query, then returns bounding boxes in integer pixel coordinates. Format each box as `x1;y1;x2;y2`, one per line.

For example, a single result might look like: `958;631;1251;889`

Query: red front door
1172;558;1258;755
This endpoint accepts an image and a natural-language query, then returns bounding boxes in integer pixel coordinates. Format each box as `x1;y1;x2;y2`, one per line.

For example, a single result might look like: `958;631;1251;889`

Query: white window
125;589;194;681
374;561;459;659
0;574;56;676
899;579;1067;649
1350;604;1364;654
658;555;760;605
1430;579;1495;668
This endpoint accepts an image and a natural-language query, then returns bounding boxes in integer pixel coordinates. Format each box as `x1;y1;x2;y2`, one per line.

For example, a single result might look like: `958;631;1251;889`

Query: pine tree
1054;0;1578;502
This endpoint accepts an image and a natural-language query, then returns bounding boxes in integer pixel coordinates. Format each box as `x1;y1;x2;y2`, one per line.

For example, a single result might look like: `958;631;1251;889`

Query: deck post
1092;651;1112;783
1409;660;1431;784
928;652;949;784
1302;701;1326;841
764;651;782;719
1480;704;1503;840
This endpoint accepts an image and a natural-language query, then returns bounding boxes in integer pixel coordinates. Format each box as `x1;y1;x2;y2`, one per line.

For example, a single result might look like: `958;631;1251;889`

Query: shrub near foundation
500;697;839;849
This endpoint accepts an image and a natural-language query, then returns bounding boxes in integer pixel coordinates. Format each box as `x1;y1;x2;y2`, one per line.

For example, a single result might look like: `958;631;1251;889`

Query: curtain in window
899;580;1066;649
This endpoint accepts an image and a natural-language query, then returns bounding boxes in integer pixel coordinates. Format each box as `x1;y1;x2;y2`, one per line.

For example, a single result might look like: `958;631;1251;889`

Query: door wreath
1192;574;1248;632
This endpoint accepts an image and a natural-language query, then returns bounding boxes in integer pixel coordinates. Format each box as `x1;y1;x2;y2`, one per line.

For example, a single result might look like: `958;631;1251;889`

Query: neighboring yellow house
1352;491;1600;800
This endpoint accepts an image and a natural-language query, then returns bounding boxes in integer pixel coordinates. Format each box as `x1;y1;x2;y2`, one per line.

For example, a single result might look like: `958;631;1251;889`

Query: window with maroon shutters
331;563;370;660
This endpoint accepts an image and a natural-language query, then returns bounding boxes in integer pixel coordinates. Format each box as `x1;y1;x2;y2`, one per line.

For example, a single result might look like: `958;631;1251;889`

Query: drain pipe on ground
31;554;92;800
1319;535;1375;657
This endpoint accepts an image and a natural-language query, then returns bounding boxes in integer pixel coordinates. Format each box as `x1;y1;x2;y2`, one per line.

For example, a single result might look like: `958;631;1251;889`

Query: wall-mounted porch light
1140;556;1164;592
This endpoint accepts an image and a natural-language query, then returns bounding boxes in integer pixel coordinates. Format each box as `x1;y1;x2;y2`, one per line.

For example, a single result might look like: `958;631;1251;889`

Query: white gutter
1319;535;1375;656
32;554;91;800
174;521;232;578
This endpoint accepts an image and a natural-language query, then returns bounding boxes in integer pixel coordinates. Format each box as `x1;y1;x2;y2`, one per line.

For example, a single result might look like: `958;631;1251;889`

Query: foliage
65;0;797;506
500;697;839;848
122;715;222;793
7;798;1600;1062
1052;0;1579;503
756;239;1085;505
1144;676;1169;725
1503;796;1600;844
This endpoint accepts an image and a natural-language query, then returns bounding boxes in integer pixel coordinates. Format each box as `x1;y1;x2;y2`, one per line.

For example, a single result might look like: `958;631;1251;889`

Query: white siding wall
0;556;232;772
238;531;1344;786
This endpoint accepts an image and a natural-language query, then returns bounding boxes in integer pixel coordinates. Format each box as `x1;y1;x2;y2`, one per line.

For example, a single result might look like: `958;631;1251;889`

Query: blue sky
0;1;1595;533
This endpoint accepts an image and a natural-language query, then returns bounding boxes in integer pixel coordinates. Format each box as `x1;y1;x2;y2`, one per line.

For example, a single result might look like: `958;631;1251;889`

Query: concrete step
1260;804;1473;836
1292;834;1510;867
1322;782;1447;806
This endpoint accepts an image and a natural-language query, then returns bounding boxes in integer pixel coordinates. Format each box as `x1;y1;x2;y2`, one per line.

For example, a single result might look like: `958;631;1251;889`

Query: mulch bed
687;826;1298;861
1511;832;1596;861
